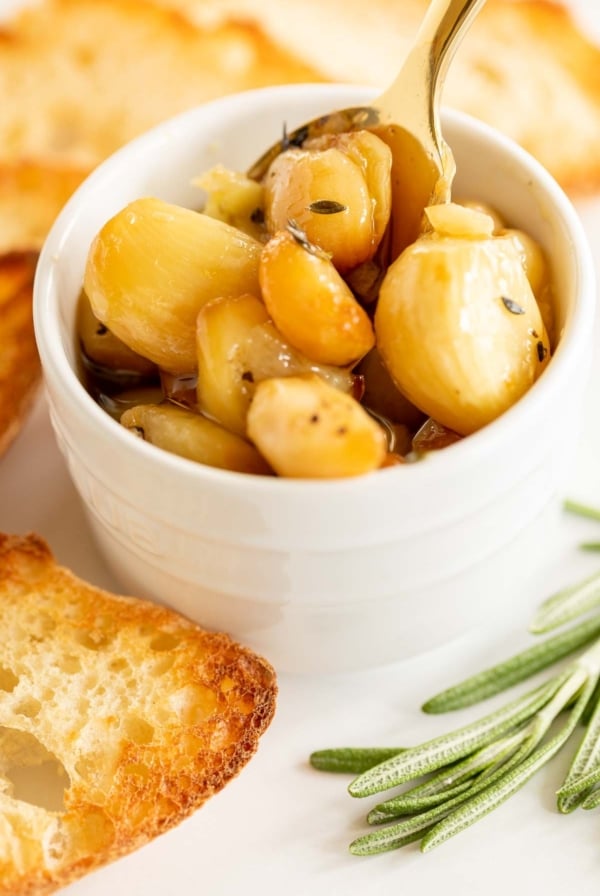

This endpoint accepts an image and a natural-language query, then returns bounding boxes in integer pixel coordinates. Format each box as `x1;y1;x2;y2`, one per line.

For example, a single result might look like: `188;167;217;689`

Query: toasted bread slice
163;0;600;195
0;252;41;458
0;533;276;895
1;0;598;259
0;0;323;255
0;0;322;171
0;162;88;254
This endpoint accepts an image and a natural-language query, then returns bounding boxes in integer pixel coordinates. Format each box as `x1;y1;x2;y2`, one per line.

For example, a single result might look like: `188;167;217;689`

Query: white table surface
3;1;600;893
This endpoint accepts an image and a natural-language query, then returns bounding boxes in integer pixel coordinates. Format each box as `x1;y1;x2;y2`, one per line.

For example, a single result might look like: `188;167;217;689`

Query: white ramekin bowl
34;84;596;674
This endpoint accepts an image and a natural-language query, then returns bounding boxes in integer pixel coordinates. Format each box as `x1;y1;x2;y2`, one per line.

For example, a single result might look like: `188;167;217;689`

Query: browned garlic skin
259;229;375;367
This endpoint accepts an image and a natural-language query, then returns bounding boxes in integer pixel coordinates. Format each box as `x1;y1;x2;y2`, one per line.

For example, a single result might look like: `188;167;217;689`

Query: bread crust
0;252;41;459
0;533;277;895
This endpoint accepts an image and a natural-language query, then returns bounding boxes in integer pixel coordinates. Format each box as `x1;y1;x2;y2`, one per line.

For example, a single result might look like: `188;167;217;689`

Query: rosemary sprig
345;660;597;855
311;557;600;856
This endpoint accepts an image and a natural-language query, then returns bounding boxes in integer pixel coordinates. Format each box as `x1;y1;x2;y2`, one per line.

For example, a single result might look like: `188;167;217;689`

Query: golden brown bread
0;162;88;255
162;0;600;196
0;252;41;458
0;533;276;896
0;0;321;253
0;0;598;255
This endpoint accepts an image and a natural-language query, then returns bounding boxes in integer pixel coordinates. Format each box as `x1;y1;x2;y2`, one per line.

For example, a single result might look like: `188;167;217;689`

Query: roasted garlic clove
502;227;555;345
457;199;505;233
259;229;375;366
195;164;266;242
358;347;426;429
77;290;156;378
240;321;357;395
424;202;496;239
197;292;359;439
246;375;387;478
120;402;271;475
196;293;270;437
98;386;165;422
84;197;262;374
263;130;392;272
375;226;551;436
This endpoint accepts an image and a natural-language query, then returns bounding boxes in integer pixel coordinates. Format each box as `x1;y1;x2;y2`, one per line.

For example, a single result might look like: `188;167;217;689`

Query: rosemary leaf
564;500;600;522
349;823;433;856
582;677;600;725
580;543;600;552
558;686;600;813
351;788;470;854
556;762;600;799
423;614;600;713
582;789;600;810
309;747;403;774
530;572;600;634
348;678;562;798
367;779;474;822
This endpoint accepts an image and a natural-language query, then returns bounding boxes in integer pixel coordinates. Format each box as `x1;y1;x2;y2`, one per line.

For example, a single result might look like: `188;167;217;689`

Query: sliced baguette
163;0;600;195
0;0;322;255
0;252;41;458
1;0;598;257
0;0;322;172
0;533;276;896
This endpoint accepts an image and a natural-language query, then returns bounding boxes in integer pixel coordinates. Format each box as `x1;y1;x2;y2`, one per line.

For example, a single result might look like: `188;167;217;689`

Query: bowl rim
33;82;597;497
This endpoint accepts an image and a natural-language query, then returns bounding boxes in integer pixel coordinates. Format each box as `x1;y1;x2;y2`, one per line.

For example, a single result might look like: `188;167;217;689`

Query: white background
3;1;600;893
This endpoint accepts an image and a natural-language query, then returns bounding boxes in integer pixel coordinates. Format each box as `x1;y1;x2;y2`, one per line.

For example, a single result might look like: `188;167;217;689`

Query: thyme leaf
501;296;525;315
307;199;348;215
285;219;328;258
